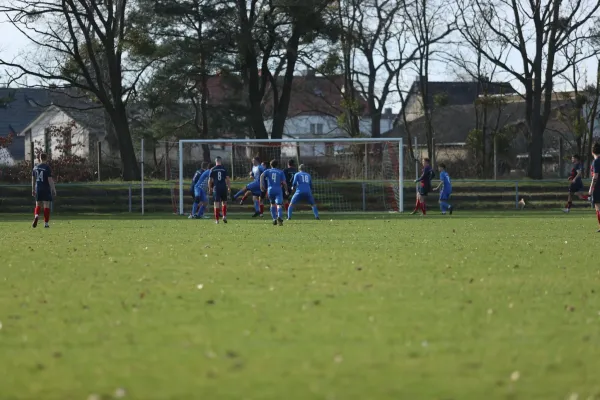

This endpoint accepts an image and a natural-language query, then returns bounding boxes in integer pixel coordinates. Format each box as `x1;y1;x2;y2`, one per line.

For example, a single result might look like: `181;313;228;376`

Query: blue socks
440;201;449;213
192;202;198;216
198;204;205;216
288;205;293;220
254;199;260;212
234;189;245;199
312;206;319;219
277;205;283;219
270;205;277;220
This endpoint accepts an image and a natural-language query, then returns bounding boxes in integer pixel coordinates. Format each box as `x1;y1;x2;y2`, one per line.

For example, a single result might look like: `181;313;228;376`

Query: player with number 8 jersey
209;157;231;224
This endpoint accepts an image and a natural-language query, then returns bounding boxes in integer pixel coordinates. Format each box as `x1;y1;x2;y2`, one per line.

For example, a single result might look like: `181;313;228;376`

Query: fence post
398;139;404;213
141;138;145;215
128;184;132;212
493;136;497;180
97;141;102;182
30;141;34;165
164;140;169;181
364;142;368;181
515;181;519;209
362;182;366;211
230;144;235;181
414;137;419;194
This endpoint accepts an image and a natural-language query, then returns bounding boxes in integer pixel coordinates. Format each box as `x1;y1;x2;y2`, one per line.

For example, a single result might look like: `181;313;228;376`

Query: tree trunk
527;118;544;179
110;107;141;181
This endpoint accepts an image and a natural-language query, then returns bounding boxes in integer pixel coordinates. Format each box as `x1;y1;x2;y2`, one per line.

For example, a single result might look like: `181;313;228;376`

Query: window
310;123;324;135
63;130;72;156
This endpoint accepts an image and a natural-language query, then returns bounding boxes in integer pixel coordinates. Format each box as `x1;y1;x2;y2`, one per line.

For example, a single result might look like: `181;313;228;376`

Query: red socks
413;200;421;213
284;203;289;212
214;207;220;221
596;210;600;226
259;204;264;215
34;206;40;218
241;192;249;202
566;201;572;209
222;204;227;218
44;208;50;223
421;201;427;215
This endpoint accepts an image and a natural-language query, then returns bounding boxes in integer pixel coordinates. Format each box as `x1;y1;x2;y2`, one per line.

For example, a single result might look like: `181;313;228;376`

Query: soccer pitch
1;212;599;400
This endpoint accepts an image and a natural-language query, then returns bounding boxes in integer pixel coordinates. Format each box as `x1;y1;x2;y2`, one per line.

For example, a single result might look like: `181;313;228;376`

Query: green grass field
1;211;600;400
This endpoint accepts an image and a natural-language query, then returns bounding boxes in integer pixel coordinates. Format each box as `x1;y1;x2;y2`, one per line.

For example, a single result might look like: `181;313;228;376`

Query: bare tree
0;0;163;180
457;0;600;179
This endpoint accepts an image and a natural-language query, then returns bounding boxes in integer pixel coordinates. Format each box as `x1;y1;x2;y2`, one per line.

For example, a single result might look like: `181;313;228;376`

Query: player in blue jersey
288;164;319;221
433;163;453;215
563;154;589;213
233;157;265;217
209;157;231;224
283;159;297;214
412;158;434;215
190;162;211;219
589;143;600;231
260;159;288;226
31;153;57;228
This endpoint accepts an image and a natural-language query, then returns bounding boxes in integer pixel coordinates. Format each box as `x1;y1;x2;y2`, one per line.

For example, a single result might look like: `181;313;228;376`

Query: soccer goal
177;138;404;215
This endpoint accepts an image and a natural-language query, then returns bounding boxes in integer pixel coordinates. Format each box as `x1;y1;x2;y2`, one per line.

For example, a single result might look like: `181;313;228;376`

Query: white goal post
177;137;404;215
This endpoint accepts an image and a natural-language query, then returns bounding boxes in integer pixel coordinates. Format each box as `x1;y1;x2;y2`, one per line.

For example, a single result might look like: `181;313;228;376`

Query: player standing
190;162;209;218
209;157;231;224
190;162;211;219
412;158;433;215
589;143;600;232
31;153;57;228
283;159;297;213
433;163;453;215
287;164;319;220
563;154;589;213
260;160;288;226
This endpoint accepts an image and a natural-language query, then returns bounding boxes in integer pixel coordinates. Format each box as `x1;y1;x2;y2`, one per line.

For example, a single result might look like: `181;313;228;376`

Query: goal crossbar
178;138;404;214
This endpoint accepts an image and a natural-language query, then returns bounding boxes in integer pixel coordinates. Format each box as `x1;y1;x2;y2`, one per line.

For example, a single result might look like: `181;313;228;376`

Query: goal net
176;138;404;215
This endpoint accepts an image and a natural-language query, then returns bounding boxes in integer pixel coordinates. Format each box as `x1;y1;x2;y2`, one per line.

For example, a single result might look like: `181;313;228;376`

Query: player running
190;162;211;219
589;143;600;232
563;154;589;213
287;164;319;221
283;159;297;213
433;163;453;215
31;153;57;228
260;159;288;226
412;158;434;215
209;157;231;224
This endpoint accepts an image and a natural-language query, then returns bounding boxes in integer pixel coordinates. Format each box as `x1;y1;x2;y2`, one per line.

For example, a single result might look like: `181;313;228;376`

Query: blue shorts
569;181;584;193
439;191;451;201
267;189;284;205
246;182;262;197
291;192;315;205
193;187;207;203
213;186;228;203
36;189;52;202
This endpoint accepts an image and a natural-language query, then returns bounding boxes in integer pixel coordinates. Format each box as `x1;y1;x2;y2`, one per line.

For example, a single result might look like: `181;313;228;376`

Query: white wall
25;109;90;160
0;147;15;166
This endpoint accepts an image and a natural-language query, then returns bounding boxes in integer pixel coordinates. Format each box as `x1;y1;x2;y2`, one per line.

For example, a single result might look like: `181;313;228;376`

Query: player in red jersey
588;143;600;232
412;158;433;215
31;153;57;228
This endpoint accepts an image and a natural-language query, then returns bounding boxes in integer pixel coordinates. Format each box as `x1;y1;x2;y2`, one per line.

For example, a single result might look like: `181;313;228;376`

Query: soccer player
260;159;288;226
209;157;231;224
190;162;211;219
589;143;600;232
563;154;589;213
288;164;319;220
188;162;210;218
283;159;297;212
412;158;434;215
31;153;57;228
233;157;265;217
433;163;453;215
